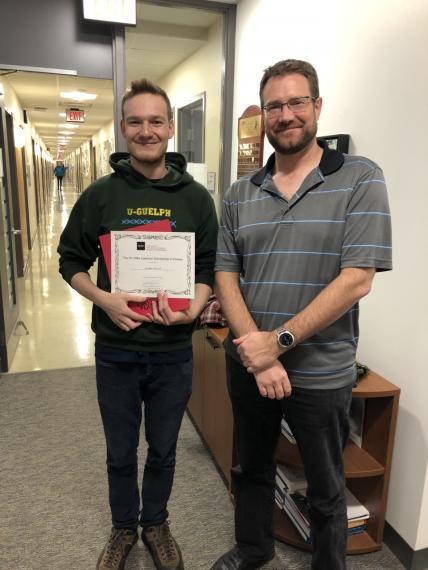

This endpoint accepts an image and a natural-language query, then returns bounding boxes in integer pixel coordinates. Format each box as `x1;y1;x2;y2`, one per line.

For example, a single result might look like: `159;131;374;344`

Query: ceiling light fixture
58;123;79;129
60;90;97;102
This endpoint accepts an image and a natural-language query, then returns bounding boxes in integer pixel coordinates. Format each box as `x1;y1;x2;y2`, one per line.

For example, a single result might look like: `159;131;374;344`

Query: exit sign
66;108;85;122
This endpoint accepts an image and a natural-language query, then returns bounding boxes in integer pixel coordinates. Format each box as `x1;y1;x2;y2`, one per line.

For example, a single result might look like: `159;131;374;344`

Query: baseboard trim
384;522;428;570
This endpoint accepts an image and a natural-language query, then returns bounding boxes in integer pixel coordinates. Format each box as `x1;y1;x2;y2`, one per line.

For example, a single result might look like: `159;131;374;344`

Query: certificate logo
137;241;146;251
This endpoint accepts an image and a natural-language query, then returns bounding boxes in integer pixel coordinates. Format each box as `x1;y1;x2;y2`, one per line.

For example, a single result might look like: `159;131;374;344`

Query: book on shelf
348;521;368;534
280;418;296;444
345;487;370;521
348;517;368;529
282;491;311;542
276;463;307;494
280;486;370;540
349;398;365;447
275;485;285;509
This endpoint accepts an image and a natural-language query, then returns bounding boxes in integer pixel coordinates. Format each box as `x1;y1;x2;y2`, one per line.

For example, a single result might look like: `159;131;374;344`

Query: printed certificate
111;231;194;298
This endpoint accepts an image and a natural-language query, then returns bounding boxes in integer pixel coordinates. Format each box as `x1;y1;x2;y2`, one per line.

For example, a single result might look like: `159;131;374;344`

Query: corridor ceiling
3;2;222;159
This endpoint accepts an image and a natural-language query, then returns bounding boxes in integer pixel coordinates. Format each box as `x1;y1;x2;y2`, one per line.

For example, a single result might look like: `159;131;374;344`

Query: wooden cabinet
188;327;233;483
275;371;400;554
189;328;400;555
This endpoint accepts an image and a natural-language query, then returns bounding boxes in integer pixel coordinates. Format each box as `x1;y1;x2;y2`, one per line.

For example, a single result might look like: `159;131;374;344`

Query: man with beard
212;60;391;570
58;79;218;570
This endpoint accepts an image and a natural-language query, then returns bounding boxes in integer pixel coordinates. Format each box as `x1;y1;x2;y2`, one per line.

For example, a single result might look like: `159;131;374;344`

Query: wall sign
318;134;350;153
82;0;137;26
66;108;85;123
237;105;264;179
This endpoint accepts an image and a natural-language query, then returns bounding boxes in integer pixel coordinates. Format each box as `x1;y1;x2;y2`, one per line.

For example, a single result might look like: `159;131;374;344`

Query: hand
234;331;280;373
151;292;197;326
254;360;292;400
98;292;152;331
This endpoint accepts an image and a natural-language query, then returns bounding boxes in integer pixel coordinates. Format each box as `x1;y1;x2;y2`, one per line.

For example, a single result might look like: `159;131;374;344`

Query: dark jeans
96;358;192;529
56;175;63;190
227;355;353;570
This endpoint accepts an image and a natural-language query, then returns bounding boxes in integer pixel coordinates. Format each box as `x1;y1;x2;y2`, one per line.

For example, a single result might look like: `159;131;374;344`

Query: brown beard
266;120;318;156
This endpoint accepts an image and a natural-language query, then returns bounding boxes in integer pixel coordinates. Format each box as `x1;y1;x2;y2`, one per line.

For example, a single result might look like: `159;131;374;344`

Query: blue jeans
96;358;192;529
227;355;353;570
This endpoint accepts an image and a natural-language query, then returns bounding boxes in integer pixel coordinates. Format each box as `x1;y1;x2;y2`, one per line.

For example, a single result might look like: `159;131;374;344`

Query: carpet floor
0;366;404;570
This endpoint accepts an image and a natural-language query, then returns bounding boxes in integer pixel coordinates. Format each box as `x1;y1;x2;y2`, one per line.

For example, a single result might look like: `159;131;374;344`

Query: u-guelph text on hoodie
58;151;219;352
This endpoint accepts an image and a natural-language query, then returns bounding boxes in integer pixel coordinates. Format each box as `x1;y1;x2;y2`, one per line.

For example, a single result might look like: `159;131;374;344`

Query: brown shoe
96;528;138;569
142;520;184;569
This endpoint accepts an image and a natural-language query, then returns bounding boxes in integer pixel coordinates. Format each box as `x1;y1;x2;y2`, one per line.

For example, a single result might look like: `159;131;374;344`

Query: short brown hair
121;78;173;120
259;59;319;105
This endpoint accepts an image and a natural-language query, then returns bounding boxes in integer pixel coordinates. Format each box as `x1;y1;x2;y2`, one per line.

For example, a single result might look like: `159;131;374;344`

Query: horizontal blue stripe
342;244;392;250
287;364;356;376
310;187;353;194
250;309;358;319
343;160;376;170
223;195;272;206
356;179;385;187
251;310;296;317
293;219;345;224
347;211;390;217
238;219;345;231
300;337;359;347
217;250;341;257
241;280;327;287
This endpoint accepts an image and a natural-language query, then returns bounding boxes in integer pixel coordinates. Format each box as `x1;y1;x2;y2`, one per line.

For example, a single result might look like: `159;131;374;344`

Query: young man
58;79;218;570
213;60;392;570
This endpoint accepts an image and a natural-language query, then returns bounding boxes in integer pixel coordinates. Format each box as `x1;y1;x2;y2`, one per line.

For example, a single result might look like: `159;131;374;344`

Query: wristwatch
275;327;295;351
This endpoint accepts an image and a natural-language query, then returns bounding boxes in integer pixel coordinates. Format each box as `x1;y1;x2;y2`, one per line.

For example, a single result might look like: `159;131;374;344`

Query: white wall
91;120;115;177
1;76;51;246
234;0;428;552
158;16;223;211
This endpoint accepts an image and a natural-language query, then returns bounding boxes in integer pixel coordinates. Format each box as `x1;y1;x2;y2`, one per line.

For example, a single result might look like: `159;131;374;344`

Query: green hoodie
58;152;218;352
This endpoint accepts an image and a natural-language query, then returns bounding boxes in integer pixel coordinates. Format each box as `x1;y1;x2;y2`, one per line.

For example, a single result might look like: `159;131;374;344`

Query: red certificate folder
99;219;190;316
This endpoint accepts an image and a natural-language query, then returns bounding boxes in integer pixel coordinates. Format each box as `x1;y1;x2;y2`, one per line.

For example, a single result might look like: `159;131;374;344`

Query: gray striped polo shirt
215;142;392;389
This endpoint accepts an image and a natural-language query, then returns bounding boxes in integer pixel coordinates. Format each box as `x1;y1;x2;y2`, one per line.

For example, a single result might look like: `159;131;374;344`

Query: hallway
8;179;95;373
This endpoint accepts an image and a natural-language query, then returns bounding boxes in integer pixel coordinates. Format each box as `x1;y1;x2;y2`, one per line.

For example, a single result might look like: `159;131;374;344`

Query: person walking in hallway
54;161;66;192
212;59;392;570
58;79;218;570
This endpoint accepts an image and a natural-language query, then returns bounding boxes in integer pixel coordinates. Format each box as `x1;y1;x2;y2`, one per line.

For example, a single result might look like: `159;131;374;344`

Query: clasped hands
234;331;292;400
100;291;196;332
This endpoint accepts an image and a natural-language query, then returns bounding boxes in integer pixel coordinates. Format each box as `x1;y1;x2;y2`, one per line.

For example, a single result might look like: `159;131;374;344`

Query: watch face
279;332;293;347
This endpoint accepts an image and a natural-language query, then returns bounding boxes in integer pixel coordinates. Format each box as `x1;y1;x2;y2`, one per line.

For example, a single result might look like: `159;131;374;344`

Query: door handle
11;228;21;235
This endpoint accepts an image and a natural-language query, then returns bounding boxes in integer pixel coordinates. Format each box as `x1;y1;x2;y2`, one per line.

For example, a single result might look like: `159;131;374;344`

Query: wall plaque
237;105;264;179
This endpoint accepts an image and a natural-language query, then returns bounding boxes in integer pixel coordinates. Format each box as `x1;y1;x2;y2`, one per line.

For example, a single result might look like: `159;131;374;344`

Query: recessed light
58;123;79;129
60;90;97;102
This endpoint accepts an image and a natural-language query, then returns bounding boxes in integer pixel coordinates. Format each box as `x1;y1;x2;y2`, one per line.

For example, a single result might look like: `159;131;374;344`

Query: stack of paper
279;474;370;541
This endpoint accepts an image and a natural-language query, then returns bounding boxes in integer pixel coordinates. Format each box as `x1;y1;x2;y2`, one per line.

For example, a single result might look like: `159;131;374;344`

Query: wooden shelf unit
275;370;400;554
188;328;400;555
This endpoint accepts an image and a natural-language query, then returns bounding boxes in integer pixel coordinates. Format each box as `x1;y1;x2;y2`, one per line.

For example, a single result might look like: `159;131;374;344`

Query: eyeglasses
262;96;316;118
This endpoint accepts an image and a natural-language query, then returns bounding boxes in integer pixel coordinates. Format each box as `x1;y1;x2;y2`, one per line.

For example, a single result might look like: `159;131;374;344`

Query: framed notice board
318;134;350;153
237;106;264;178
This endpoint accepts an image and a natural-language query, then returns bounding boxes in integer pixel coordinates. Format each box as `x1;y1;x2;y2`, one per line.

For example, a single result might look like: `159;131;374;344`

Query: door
5;111;24;276
0;107;20;371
